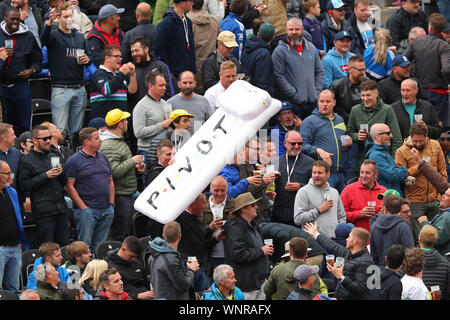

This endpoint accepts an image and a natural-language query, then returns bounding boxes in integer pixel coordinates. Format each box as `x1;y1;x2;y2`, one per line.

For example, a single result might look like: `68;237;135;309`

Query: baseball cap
377;189;401;200
334;31;352;41
293;264;320;284
279;101;296;112
169;109;195;122
258;23;275;39
327;0;345;10
392;55;411;68
98;4;125;20
217;31;239;48
105;109;131;126
15;131;31;150
88;117;107;130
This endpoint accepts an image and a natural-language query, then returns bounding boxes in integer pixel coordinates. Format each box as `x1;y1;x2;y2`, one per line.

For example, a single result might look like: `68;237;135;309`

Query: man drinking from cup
18;125;69;247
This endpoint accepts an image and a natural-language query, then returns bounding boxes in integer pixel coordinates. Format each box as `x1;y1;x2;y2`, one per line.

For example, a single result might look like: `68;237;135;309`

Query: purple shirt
65;150;112;209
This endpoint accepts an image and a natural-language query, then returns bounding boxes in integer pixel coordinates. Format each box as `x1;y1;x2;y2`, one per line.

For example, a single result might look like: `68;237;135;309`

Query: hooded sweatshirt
241;34;274;96
370;214;415;266
87;20;124;67
322;47;355;88
0;21;42;85
293;178;347;237
148;237;194;300
153;8;196;78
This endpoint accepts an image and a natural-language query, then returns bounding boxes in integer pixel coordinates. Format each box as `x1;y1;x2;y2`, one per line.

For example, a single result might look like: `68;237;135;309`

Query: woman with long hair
363;28;395;81
78;259;109;300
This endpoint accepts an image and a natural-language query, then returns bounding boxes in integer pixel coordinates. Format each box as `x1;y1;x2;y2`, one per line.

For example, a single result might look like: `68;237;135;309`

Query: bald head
136;2;152;20
211;175;228;204
370;123;389;139
370;123;392;146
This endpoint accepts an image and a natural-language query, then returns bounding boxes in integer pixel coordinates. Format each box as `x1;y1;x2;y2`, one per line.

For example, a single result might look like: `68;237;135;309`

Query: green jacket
100;131;137;195
347;98;402;172
420;209;450;257
37;281;63;300
263;260;324;300
153;0;174;25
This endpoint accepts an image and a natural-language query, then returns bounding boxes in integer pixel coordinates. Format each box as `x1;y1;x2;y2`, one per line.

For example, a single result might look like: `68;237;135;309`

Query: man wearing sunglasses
18;125;69;247
365;123;408;196
272;130;314;226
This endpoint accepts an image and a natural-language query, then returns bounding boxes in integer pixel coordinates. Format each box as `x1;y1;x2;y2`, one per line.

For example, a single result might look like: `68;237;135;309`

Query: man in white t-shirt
349;0;374;56
204;60;237;113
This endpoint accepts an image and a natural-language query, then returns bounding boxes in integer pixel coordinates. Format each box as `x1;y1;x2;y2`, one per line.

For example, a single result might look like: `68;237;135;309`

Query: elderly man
270;102;302;156
391;79;441;141
35;262;64;300
202;264;245;300
378;55;425;106
201;30;247;92
272;130;314;226
365;123;408;195
395;123;447;240
223;192;273;300
272;17;324;119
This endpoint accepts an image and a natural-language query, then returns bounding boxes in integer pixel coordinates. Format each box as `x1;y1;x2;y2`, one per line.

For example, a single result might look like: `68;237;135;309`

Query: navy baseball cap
334;31;352;41
279;102;296;112
392;55;411;67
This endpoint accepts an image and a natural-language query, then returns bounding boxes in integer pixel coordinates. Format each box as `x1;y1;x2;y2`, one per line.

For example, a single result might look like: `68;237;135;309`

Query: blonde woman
79;259;108;300
363;28;395;81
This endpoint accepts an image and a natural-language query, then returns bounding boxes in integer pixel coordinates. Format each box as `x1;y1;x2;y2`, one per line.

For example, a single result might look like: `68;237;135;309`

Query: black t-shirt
0;189;20;246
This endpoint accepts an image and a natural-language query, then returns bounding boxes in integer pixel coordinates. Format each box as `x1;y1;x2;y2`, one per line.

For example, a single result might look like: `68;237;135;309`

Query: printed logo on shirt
340;64;349;72
66;48;78;58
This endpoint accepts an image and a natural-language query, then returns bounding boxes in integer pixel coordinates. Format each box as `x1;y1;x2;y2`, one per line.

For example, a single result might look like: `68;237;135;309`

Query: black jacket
87;21;124;67
201;51;247;92
391;98;441;140
223;215;269;291
176;210;219;268
329;76;368;124
423;248;450;300
105;249;149;300
378;74;427;106
368;267;402;300
403;33;450;90
18;148;67;219
316;233;374;300
121;20;157;64
386;7;428;48
272;153;314;225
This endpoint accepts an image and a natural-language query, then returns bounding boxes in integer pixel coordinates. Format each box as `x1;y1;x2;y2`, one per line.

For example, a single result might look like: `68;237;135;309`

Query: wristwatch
339;276;345;283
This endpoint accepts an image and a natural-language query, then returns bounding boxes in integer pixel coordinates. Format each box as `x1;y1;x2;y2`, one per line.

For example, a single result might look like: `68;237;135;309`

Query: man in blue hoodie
300;89;350;193
0;7;42;136
365;123;408;196
370;194;415;266
153;0;196;80
220;0;247;62
322;31;355;89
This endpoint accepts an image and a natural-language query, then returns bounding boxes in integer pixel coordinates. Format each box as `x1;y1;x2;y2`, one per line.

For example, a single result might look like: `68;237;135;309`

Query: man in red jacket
95;268;132;300
340;159;386;231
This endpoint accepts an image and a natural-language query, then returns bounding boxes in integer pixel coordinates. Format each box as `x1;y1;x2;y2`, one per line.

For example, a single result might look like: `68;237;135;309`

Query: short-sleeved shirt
65;150;112;209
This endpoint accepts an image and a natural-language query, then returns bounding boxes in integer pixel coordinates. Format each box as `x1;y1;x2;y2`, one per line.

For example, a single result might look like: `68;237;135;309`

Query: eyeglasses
351;67;366;72
0;171;11;175
109;54;122;59
35;135;52;142
439;137;450;141
379;131;391;136
286;141;303;146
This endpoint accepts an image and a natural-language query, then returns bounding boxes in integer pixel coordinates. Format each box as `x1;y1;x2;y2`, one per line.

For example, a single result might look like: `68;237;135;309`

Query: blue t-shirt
65;150;112;209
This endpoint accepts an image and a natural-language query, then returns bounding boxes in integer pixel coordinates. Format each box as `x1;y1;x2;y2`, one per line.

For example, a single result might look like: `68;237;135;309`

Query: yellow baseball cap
105;109;131;126
217;31;239;48
170;109;195;122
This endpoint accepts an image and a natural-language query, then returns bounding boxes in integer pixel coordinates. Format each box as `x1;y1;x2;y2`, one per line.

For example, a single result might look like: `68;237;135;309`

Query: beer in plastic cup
264;239;273;245
326;254;335;267
414;114;423;122
335;257;345;268
431;286;440;300
51;157;60;168
76;49;85;63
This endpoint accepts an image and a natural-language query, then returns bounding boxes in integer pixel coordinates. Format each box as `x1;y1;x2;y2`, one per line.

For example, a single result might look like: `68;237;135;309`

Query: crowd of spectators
0;0;449;302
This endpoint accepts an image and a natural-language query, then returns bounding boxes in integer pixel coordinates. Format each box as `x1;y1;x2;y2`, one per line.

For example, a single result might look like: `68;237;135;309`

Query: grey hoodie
148;237;194;300
294;178;346;237
272;38;324;106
